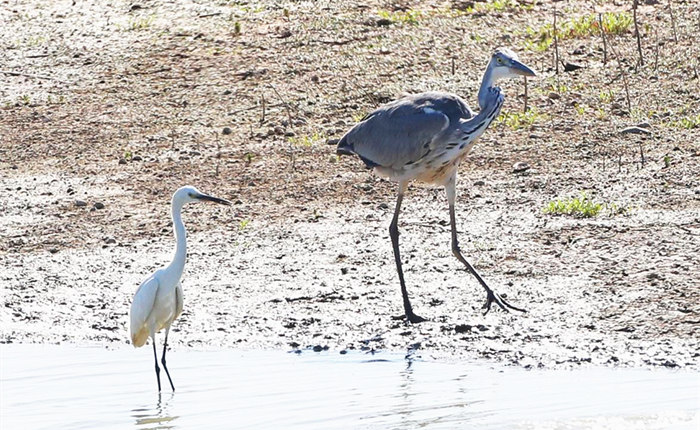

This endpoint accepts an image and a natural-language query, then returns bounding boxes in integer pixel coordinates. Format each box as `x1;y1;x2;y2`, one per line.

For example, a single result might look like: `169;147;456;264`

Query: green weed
125;15;154;31
544;192;603;218
377;9;422;25
598;90;615;104
524;12;632;52
668;114;700;129
544;192;626;218
288;132;325;147
239;219;250;230
497;108;545;130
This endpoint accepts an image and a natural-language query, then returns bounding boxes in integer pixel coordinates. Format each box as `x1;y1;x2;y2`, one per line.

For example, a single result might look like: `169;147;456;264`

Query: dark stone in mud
131;155;142;161
454;324;472;334
312;345;328;352
118;158;127;164
222;127;232;135
94;202;105;210
74;200;87;207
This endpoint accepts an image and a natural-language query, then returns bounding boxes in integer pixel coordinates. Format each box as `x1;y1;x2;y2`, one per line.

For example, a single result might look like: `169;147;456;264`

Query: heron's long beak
510;59;537;77
197;193;232;205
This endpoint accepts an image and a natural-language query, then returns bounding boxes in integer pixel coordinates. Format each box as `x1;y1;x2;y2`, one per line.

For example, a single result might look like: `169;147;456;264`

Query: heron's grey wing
404;92;476;122
129;273;160;346
339;101;451;169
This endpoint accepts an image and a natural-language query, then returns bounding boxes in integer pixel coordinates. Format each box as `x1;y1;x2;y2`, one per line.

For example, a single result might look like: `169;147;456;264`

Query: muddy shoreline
1;0;699;370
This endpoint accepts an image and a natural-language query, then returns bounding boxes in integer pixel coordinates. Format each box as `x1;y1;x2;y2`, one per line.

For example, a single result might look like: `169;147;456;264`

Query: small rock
376;18;392;26
222;127;232;135
455;324;472;334
473;180;485;186
378;202;389;210
105;238;116;244
326;138;340;145
312;345;324;352
132;155;142;161
75;200;87;207
620;126;651;135
547;92;560;100
512;161;530;173
118;158;127;165
49;248;59;254
284;131;295;137
94;202;105;210
340;268;348;275
637;121;651;129
563;62;585;72
223;89;232;95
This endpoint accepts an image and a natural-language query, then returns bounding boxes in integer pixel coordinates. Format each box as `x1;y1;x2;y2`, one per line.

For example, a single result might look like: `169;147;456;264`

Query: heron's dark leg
390;181;426;323
446;177;526;314
152;336;162;392
161;327;175;392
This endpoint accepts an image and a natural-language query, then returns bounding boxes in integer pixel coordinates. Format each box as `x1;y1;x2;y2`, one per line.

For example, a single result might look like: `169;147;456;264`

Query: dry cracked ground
1;0;698;369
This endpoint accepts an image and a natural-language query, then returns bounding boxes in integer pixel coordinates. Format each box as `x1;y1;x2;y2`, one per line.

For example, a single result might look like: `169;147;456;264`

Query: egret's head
173;185;232;206
489;48;536;80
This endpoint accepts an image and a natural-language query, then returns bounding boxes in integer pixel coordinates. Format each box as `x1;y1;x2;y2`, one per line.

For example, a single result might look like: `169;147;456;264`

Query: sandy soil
1;0;698;369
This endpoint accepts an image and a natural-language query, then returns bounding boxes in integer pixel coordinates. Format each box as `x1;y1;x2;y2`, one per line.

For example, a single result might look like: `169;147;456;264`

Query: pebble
512;161;530;173
94;202;105;210
620;126;651;135
105;238;116;244
75;200;87;207
326;138;340;145
547;92;560;100
473;180;485;186
132;155;142;161
222;127;232;135
118;158;127;165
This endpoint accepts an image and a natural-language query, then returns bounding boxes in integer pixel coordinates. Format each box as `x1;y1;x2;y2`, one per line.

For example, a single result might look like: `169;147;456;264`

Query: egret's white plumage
129;185;230;391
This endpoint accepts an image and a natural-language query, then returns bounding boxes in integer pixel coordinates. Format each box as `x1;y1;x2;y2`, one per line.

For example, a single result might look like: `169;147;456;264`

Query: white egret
129;185;231;391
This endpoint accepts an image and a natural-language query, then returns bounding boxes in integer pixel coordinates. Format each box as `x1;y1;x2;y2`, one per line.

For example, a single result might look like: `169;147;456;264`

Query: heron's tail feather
337;136;379;169
336;135;355;156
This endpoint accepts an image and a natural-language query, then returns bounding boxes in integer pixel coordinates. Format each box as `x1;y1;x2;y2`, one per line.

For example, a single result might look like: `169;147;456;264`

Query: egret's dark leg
160;327;175;391
446;177;526;314
152;336;162;392
390;181;426;323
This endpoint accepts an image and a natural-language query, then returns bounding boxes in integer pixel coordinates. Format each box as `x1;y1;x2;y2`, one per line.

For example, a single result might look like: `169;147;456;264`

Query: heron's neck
168;202;187;277
477;63;496;110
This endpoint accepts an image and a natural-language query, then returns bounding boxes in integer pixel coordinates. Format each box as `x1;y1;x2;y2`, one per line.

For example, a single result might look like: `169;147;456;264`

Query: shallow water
1;345;698;429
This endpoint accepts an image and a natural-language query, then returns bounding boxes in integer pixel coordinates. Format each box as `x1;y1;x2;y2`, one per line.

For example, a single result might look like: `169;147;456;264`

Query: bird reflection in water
132;392;179;429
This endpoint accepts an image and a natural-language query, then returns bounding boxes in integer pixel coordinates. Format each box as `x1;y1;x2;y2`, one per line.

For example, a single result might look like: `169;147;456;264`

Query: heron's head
173;185;232;206
488;48;536;80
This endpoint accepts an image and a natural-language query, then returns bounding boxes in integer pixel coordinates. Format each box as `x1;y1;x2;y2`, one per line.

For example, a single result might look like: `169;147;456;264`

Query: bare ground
1;0;698;369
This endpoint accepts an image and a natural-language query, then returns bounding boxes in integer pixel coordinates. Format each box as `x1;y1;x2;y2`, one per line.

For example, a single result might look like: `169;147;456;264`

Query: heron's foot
406;310;427;324
483;289;526;315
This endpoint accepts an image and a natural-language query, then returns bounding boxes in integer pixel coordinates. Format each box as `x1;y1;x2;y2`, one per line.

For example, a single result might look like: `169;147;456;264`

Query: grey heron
129;185;231;391
337;48;535;323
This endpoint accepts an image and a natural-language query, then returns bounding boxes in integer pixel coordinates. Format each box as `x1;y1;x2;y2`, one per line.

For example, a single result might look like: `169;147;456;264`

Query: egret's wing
129;273;160;347
338;92;474;169
174;283;183;321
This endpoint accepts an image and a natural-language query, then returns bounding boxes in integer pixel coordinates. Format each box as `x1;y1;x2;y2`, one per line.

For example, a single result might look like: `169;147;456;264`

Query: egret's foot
483;289;526;315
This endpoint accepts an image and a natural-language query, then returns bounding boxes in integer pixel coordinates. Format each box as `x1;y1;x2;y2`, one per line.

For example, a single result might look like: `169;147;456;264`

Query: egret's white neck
477;62;497;110
168;201;187;277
